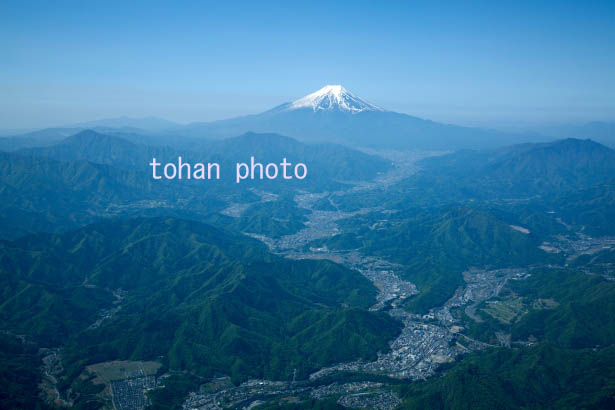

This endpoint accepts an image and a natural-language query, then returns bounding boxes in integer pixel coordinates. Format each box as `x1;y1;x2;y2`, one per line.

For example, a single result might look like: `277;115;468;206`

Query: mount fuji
183;85;534;149
271;85;384;114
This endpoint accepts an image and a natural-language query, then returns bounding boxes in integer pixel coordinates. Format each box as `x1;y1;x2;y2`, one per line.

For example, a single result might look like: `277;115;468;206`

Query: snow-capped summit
285;85;384;113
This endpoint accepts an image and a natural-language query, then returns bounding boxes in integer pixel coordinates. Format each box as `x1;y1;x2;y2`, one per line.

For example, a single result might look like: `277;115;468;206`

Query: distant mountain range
0;126;168;151
532;121;615;142
2;86;614;150
67;116;182;132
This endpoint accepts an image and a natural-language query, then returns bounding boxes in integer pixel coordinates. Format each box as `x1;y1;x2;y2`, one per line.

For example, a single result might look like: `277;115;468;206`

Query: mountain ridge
0;216;402;384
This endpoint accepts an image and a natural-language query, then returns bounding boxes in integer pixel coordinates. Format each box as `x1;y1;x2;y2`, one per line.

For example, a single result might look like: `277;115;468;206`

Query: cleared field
482;298;527;324
532;298;559;310
86;360;161;385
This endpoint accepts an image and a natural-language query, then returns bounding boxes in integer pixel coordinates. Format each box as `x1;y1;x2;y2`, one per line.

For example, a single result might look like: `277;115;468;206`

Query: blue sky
1;0;614;129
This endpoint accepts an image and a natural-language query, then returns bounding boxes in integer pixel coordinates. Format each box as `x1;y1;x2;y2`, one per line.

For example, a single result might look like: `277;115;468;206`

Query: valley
1;131;615;410
175;150;572;408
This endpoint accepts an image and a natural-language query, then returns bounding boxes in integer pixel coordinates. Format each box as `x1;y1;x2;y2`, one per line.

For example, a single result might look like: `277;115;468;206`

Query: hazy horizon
2;89;615;134
1;1;614;130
